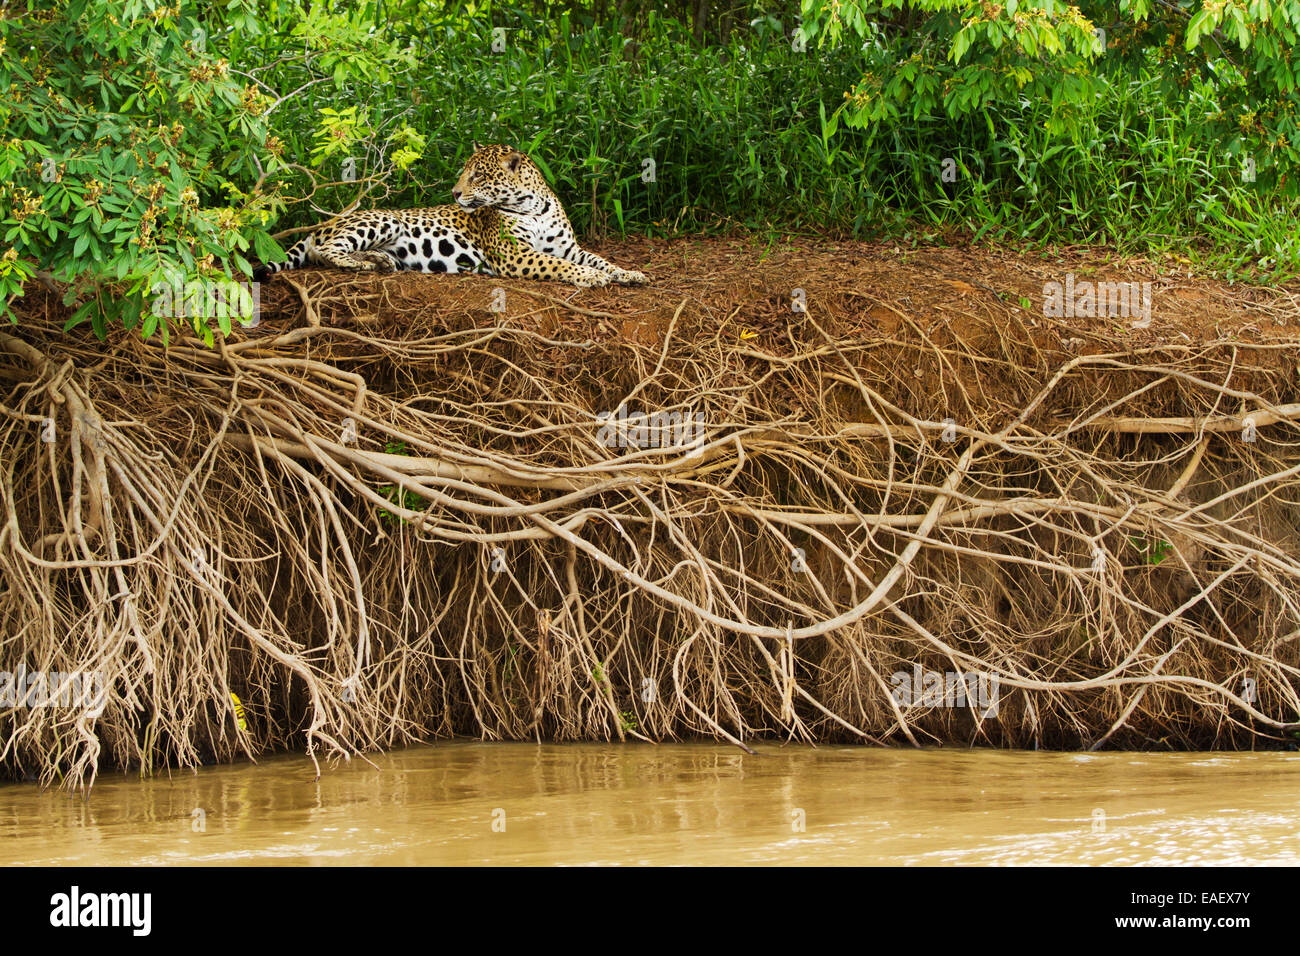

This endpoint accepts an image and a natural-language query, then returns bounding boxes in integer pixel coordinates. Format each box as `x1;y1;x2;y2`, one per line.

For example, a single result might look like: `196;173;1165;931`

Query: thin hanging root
1;267;1300;789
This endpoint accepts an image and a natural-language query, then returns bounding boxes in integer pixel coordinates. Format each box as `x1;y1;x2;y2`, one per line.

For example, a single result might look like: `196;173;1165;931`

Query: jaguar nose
452;188;462;200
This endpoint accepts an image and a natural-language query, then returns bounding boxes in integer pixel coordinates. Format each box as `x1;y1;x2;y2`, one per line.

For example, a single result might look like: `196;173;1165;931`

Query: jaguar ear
505;150;524;174
472;139;482;152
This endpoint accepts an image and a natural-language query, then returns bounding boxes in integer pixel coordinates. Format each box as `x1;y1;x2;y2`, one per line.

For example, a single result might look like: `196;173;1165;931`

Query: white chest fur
504;212;571;256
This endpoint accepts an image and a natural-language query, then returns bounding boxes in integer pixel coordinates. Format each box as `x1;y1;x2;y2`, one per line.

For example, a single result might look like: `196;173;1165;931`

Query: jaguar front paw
356;251;397;273
573;270;612;289
614;269;649;285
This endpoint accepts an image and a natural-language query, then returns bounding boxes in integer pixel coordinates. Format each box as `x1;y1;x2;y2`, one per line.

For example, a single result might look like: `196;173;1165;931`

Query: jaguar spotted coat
252;144;648;289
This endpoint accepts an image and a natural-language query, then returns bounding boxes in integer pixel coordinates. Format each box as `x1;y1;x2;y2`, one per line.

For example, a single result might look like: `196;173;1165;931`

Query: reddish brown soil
253;236;1300;348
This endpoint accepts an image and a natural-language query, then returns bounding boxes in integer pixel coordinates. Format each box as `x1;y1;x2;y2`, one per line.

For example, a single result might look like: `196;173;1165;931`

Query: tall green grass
246;9;1300;279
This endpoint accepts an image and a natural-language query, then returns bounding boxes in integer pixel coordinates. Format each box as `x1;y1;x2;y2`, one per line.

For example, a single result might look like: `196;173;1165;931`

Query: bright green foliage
245;4;1295;278
810;0;1103;136
801;0;1300;184
0;0;415;340
2;0;1299;342
0;0;276;338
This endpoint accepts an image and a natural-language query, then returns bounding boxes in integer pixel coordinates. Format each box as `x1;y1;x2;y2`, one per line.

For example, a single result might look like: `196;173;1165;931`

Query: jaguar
251;144;649;289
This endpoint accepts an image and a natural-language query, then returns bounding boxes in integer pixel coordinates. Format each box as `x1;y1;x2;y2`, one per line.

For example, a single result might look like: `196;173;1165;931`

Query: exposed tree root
2;245;1300;788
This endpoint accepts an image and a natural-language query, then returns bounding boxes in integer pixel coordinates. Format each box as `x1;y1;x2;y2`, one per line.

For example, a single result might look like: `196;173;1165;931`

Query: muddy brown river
2;743;1297;865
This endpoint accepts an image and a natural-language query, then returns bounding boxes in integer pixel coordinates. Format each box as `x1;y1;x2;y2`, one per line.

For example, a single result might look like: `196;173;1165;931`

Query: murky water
1;743;1297;865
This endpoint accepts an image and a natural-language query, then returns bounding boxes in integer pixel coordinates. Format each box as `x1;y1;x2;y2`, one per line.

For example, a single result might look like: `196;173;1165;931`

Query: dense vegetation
5;2;1300;786
2;0;1299;338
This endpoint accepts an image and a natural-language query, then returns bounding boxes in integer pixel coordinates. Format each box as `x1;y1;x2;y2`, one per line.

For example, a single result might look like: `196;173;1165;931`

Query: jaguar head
452;143;543;214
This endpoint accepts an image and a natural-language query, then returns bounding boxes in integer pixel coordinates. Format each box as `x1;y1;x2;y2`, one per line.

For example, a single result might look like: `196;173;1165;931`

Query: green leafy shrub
4;0;1299;341
0;0;414;339
0;0;283;337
